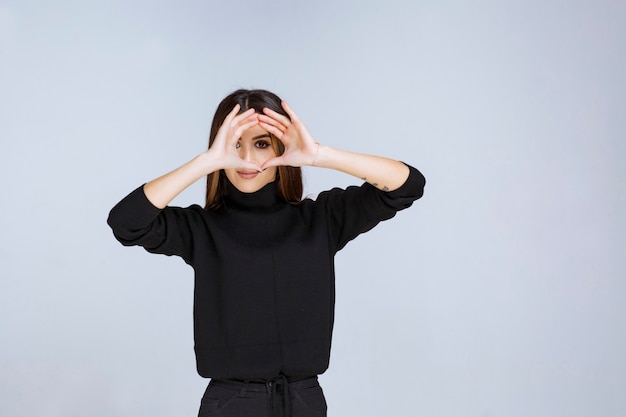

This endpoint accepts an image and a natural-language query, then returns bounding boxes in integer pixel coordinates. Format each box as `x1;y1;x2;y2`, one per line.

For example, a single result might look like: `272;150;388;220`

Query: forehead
240;125;270;140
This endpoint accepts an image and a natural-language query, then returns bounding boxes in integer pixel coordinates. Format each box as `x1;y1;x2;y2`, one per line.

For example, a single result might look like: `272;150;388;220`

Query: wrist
309;144;334;168
310;142;321;166
195;151;223;176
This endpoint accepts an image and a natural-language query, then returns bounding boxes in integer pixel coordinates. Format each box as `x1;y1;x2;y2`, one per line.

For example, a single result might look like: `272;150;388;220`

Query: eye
255;140;271;149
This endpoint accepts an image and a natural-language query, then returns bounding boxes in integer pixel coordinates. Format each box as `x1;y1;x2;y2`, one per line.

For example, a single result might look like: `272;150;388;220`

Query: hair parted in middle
204;89;303;210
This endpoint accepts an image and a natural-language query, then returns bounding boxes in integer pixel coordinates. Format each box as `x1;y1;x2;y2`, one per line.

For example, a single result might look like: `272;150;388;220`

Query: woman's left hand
258;102;320;169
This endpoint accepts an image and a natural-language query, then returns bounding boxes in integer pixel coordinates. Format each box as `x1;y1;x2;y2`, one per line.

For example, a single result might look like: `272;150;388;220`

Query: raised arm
143;105;261;208
310;146;409;192
258;102;410;191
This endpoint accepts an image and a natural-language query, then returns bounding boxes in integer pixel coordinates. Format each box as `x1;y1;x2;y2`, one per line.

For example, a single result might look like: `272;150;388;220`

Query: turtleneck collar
224;180;282;211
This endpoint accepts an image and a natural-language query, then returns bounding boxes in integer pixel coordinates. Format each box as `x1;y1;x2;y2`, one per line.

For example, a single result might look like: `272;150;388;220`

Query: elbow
405;165;426;200
106;206;124;236
415;170;426;200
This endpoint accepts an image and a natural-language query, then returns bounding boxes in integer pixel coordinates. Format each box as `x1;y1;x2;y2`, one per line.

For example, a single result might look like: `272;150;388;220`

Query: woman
107;89;425;417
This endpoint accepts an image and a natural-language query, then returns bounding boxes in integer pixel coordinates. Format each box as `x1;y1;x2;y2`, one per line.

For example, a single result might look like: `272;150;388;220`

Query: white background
1;1;624;416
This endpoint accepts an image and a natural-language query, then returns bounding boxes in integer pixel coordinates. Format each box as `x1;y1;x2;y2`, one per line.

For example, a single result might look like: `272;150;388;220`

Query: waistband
210;375;318;392
209;374;318;417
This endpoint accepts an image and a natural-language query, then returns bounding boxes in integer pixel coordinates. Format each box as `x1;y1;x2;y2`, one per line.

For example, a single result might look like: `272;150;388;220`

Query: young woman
107;89;426;417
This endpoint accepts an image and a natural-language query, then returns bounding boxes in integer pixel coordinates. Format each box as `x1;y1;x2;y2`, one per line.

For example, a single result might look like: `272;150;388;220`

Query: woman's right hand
142;105;261;208
206;104;262;172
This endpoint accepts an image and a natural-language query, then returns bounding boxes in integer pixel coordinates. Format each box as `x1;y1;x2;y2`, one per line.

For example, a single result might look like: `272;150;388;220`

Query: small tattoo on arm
363;177;389;191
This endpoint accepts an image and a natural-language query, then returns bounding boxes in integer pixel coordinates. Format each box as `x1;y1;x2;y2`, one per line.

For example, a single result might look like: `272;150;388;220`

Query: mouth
237;170;259;179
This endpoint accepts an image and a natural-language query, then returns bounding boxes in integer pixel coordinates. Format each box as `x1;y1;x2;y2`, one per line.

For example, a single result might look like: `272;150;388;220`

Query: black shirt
107;164;425;379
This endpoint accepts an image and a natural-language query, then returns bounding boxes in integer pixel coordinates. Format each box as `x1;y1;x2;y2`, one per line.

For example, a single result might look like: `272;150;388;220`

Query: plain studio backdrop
1;1;624;416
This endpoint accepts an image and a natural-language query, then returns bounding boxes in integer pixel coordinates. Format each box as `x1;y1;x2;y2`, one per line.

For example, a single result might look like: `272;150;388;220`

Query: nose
238;143;256;163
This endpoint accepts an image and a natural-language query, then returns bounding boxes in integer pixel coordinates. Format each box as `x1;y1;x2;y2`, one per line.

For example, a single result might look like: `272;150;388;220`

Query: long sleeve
107;185;198;264
318;163;425;253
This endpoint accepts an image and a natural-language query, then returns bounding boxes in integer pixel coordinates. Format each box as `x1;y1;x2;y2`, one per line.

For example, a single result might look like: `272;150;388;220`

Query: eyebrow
238;134;271;141
252;134;271;140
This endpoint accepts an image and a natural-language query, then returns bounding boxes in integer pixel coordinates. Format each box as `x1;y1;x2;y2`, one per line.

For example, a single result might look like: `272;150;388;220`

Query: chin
234;182;268;193
225;168;276;194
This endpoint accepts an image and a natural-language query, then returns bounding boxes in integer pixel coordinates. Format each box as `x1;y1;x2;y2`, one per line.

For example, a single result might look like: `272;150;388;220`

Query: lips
237;170;259;179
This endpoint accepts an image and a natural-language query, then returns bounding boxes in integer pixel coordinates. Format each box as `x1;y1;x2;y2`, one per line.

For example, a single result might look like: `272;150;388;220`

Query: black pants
198;376;327;417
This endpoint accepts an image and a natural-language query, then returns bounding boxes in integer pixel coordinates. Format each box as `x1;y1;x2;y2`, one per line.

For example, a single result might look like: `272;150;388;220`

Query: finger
238;112;259;126
262;107;291;126
232;117;259;140
258;114;287;132
231;107;256;125
258;119;285;138
260;156;286;170
230;112;258;135
223;104;241;124
281;101;300;122
220;106;254;135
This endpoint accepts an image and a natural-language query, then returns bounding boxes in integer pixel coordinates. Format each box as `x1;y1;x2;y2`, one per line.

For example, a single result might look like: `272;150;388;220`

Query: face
224;124;278;193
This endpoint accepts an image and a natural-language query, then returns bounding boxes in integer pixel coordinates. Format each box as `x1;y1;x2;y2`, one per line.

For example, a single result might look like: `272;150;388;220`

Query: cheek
265;167;278;181
224;169;237;182
260;148;277;162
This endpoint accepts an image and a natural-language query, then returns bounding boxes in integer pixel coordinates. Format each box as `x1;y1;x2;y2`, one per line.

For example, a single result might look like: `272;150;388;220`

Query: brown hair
204;89;303;210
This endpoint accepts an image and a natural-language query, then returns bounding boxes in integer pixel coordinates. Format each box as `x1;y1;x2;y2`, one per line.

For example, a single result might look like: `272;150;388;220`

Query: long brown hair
204;89;303;210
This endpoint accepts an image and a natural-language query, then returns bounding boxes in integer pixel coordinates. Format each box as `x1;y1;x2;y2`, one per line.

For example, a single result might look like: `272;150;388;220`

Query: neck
224;180;282;210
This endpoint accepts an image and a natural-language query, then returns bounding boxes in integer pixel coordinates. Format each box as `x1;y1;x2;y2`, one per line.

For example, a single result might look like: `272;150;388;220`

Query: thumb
261;156;285;170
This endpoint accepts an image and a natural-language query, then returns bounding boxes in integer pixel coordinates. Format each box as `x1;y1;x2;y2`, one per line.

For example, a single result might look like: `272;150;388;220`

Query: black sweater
107;164;425;379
